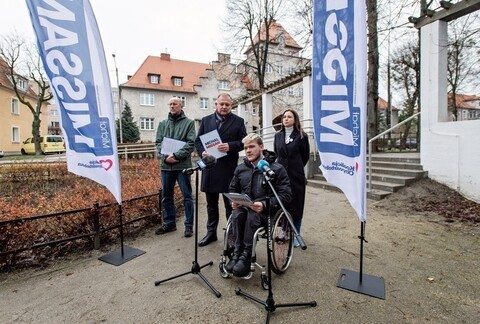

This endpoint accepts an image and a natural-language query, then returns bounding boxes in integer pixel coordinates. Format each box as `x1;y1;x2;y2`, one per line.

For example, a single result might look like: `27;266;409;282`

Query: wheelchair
218;208;294;289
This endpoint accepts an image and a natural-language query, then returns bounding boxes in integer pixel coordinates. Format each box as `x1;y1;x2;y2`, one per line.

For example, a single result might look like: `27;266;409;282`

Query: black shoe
233;253;251;277
155;225;177;235
198;232;217;247
225;254;239;273
184;226;193;238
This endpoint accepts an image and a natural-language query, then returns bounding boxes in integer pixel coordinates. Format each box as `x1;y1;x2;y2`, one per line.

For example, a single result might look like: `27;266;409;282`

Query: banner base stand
98;246;145;266
336;268;385;299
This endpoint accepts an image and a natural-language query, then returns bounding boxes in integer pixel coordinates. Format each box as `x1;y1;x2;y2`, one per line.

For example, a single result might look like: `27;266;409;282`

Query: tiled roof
448;93;480;109
122;53;210;93
0;58;38;98
250;20;302;51
378;96;399;111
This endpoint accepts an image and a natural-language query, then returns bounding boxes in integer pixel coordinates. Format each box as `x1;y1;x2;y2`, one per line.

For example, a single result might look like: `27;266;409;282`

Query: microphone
257;160;275;178
183;155;217;174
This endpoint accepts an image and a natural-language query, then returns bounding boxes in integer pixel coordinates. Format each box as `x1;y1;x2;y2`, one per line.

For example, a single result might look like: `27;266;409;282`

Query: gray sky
0;0;227;84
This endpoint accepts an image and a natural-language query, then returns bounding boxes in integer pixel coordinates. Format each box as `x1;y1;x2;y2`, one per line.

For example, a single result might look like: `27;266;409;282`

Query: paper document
199;129;227;159
161;137;186;155
223;193;253;207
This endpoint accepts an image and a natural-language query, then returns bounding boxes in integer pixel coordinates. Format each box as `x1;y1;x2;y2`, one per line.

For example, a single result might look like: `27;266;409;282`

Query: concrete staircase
307;154;427;200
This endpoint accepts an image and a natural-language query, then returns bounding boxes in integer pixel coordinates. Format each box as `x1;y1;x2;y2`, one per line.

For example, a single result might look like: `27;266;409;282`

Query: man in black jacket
195;93;246;247
225;133;292;277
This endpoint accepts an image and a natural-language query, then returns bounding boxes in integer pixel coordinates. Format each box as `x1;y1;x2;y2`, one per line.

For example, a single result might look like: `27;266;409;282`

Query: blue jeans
161;170;194;228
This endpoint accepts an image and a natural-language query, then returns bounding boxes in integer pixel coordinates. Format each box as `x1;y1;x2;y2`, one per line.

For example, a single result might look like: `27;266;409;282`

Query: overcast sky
0;0;227;84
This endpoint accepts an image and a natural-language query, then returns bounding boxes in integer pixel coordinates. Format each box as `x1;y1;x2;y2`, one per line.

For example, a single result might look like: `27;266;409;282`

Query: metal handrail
368;112;421;191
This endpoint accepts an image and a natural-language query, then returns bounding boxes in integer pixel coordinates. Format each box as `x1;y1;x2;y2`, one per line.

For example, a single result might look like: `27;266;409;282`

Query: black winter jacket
228;150;292;215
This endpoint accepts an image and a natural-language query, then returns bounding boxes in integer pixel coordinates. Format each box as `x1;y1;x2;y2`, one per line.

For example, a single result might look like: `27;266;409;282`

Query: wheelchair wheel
270;210;293;274
219;219;235;278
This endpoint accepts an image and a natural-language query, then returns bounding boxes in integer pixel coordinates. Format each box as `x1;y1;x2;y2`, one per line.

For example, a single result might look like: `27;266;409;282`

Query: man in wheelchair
226;133;292;277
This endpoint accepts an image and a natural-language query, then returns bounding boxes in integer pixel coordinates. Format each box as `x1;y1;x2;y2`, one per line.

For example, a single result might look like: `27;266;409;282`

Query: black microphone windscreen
203;155;217;168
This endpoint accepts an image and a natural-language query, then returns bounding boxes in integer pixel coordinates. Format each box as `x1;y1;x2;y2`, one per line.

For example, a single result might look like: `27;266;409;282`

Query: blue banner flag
26;0;122;204
312;0;367;221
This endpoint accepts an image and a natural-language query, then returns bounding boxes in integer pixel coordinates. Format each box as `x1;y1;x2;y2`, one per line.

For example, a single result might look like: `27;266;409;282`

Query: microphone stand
235;172;316;323
154;167;221;298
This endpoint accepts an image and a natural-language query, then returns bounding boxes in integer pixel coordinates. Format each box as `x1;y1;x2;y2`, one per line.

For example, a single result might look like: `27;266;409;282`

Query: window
178;96;186;107
252;104;258;115
11;97;19;114
200;98;208;109
173;78;182;86
278;88;286;95
265;64;272;74
11;127;20;143
15;77;27;91
140;93;155;106
140;117;155;130
218;80;230;90
149;74;160;84
277;66;283;75
298;87;303;97
288;67;295;74
288;86;294;96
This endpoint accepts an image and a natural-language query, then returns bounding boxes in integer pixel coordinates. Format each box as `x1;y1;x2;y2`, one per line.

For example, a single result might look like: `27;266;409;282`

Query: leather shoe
233;252;251;277
198;233;217;247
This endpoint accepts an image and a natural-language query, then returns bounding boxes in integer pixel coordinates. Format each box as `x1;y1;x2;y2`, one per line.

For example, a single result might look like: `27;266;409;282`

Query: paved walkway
0;185;478;323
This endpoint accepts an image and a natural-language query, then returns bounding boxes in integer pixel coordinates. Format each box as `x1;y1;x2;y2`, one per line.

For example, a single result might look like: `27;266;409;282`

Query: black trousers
230;208;267;256
205;192;232;234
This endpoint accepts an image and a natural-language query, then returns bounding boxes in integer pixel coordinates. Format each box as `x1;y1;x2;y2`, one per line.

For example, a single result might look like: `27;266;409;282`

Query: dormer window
9;75;28;91
173;77;183;86
149;74;160;84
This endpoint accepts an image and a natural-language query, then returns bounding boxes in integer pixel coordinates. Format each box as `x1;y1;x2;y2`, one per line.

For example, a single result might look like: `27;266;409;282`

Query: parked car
21;136;65;155
394;138;417;149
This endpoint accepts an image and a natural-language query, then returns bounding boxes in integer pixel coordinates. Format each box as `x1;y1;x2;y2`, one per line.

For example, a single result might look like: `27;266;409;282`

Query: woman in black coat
274;109;310;246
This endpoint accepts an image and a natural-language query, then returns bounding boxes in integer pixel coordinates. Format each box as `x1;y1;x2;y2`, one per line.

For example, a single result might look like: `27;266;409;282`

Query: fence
0;190;163;269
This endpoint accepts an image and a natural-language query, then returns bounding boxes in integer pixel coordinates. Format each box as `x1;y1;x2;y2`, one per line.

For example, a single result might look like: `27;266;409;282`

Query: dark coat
229;150;292;214
195;113;246;193
274;129;310;220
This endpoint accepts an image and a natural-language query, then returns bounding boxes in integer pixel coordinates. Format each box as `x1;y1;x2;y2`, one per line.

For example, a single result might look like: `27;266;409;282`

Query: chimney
127;75;132;80
160;53;171;61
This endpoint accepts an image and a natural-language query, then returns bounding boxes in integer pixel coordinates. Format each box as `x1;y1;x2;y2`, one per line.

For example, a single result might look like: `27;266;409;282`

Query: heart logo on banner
355;162;359;172
99;159;113;171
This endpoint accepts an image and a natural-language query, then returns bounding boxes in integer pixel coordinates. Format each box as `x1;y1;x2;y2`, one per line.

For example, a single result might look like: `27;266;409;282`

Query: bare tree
447;13;480;120
223;0;288;125
0;33;53;155
367;0;380;151
391;39;420;148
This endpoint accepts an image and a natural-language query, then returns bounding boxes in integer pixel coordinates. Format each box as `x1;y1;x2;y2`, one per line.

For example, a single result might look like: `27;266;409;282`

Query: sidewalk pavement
0;186;478;323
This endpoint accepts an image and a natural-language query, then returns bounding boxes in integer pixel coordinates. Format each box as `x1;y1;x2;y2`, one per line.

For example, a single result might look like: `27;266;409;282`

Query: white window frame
150;75;159;84
200;98;208;109
11;97;19;114
288;86;294;96
252;104;258;116
173;78;182;86
218;80;230;90
11;126;20;143
16;78;27;91
288;67;295;74
265;64;272;74
277;65;283;75
140;93;155;106
140;117;155;130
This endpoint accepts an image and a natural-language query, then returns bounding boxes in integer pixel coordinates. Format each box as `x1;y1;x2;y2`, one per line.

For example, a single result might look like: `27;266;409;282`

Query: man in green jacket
155;97;196;237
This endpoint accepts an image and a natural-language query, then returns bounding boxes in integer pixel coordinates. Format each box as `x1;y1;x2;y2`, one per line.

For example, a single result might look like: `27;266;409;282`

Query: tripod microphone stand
235;172;316;323
154;167;221;298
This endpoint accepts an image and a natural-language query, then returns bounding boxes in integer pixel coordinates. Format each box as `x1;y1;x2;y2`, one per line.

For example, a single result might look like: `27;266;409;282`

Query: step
369;161;425;170
367;167;428;178
312;174;404;193
307;178;392;200
367;156;420;164
367;173;417;186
